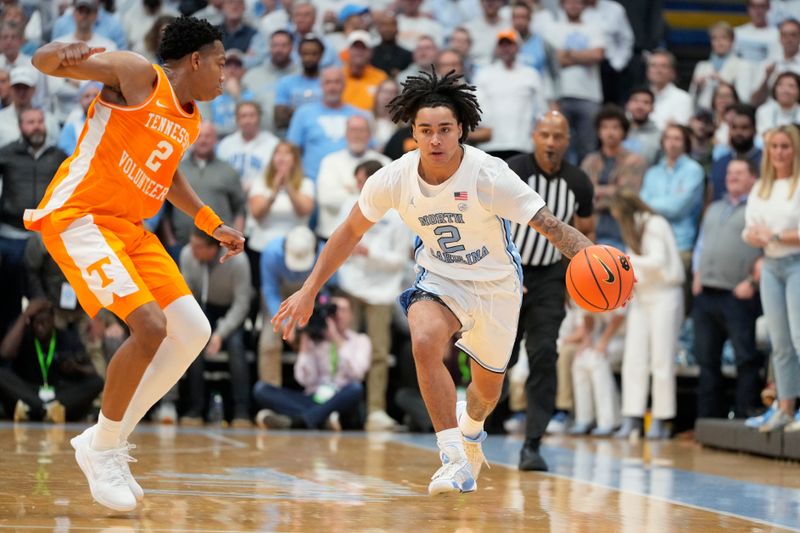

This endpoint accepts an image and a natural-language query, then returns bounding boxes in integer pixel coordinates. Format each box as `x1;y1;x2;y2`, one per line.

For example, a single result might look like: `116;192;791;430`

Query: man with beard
506;111;595;471
242;30;298;131
0;107;67;338
274;34;324;132
623;86;661;166
709;104;761;202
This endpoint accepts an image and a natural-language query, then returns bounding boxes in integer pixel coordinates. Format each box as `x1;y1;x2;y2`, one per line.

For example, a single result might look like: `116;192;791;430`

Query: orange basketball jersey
24;65;201;231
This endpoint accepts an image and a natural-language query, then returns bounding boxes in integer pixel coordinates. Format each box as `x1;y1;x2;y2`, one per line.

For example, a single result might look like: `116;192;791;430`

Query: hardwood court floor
0;423;798;532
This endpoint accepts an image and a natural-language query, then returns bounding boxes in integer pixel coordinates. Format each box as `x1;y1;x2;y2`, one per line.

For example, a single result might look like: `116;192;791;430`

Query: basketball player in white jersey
273;71;594;495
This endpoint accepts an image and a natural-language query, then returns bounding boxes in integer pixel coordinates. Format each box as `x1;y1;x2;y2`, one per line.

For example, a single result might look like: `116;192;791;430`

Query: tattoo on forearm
530;207;594;259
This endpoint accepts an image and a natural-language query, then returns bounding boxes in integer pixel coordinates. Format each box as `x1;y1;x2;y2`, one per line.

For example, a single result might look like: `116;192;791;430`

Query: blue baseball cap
339;4;368;24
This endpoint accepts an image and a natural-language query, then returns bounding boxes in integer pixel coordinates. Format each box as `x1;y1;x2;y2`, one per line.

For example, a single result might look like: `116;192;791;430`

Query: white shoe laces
93;448;130;488
116;442;138;473
431;461;467;481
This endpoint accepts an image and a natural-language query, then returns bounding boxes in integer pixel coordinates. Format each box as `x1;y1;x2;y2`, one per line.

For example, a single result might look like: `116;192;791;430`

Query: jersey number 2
434;225;465;254
145;140;174;172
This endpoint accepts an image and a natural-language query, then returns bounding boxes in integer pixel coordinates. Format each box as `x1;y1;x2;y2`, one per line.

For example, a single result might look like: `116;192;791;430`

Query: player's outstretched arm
271;205;375;339
33;42;154;101
528;206;594;260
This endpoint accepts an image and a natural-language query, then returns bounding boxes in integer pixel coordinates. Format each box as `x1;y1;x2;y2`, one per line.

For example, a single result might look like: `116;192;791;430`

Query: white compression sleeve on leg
119;296;211;442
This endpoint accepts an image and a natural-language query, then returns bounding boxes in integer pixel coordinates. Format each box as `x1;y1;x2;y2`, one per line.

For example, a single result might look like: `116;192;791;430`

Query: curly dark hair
157;16;222;62
387;68;481;143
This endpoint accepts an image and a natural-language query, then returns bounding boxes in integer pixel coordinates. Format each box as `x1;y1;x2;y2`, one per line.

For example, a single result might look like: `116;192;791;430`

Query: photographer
0;299;103;422
252;295;370;430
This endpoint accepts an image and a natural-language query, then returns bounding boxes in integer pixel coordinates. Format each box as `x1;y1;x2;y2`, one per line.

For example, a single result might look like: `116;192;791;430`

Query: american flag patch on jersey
454;191;468;200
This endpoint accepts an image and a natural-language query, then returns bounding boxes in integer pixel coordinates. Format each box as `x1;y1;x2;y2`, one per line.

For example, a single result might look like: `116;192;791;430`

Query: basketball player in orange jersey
23;17;244;512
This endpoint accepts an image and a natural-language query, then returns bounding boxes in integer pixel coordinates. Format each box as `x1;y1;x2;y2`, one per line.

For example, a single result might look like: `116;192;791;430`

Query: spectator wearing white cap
341;30;387;112
257;225;327;385
474;29;545;160
316;115;390;240
0;66;60;148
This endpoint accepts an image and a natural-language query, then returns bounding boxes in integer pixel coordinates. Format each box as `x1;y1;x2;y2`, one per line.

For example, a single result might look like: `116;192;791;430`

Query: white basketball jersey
395;146;523;282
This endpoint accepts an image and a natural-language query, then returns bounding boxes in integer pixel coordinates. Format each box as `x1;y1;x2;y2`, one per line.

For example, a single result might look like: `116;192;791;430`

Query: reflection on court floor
0;423;797;532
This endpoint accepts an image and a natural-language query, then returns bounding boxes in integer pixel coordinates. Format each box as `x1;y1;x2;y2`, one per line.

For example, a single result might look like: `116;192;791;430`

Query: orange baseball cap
496;30;519;44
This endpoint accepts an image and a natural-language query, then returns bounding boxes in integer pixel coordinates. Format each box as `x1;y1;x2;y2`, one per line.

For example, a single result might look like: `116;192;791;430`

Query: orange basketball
566;245;635;312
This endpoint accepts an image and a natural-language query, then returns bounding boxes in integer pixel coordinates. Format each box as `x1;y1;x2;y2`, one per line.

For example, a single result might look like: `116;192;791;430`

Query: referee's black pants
508;262;567;445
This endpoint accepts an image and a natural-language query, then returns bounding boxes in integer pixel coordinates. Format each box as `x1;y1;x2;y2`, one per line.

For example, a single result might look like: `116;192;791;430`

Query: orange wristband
194;205;223;236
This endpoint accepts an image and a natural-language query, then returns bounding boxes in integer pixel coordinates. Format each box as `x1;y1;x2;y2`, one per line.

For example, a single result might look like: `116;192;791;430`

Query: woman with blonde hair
743;125;800;432
611;188;685;440
247;141;315;258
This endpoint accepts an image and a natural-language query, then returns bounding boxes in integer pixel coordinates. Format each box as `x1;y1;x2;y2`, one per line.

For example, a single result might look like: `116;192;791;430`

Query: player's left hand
212;225;245;263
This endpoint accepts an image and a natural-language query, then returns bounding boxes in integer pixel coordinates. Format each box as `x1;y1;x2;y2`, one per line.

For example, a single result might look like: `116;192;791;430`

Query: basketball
566;245;635;312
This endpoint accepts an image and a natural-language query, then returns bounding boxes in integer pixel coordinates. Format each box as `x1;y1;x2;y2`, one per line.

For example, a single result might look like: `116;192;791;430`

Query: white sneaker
118;442;144;501
70;428;137;512
456;401;489;480
428;445;476;496
758;409;794;432
365;410;397;431
72;427;143;501
783;409;800;432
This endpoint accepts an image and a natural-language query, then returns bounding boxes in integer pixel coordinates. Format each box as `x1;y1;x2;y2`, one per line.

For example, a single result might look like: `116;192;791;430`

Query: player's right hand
58;42;105;67
271;288;316;340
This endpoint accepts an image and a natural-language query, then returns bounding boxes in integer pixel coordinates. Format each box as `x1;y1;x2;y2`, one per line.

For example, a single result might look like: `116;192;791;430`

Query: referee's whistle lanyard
34;331;56;388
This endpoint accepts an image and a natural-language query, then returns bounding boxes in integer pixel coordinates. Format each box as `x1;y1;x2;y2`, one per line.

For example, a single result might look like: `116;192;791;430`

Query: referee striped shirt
506;154;594;266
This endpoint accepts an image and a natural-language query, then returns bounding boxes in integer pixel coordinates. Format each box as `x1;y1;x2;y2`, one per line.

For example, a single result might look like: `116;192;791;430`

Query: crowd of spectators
1;0;800;439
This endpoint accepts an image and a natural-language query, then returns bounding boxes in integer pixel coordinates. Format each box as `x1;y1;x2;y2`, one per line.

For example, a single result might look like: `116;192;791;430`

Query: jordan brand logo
592;254;615;284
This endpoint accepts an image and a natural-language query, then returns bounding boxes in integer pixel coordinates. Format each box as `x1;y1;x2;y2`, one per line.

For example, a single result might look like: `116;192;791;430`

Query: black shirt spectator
371;10;413;78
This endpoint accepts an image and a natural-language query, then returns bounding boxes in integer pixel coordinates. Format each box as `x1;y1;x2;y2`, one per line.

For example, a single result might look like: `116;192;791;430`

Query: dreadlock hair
157;16;222;63
387;69;481;143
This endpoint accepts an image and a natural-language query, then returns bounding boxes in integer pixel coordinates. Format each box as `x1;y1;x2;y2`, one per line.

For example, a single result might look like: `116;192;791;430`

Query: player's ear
191;51;201;71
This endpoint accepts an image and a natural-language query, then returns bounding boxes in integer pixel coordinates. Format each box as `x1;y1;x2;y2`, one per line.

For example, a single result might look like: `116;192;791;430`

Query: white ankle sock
458;409;484;440
119;296;211;443
92;412;122;451
436;427;465;459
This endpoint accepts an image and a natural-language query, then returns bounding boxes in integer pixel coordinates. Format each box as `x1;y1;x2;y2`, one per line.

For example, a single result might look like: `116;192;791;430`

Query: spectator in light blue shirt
286;67;366;181
51;6;127;50
274;34;324;132
258;225;332;385
512;2;549;77
640;124;705;257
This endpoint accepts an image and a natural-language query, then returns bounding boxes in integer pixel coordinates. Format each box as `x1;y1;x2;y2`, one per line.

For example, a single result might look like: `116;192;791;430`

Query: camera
303;297;338;341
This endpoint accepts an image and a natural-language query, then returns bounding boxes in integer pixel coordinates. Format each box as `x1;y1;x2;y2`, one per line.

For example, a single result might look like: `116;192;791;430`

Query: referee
507;111;595;471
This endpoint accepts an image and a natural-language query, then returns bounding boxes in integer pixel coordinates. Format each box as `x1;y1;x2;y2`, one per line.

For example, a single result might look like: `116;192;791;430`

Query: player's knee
131;311;167;354
410;329;448;363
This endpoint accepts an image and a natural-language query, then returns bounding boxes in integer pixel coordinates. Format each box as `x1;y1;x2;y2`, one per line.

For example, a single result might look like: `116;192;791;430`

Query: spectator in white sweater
336;160;414;431
315;115;391;240
689;21;750;111
611;188;684;441
755;71;800;140
742;125;800;432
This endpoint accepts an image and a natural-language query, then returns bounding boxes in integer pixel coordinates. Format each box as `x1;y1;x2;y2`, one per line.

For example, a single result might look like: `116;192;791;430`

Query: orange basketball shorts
40;212;191;320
